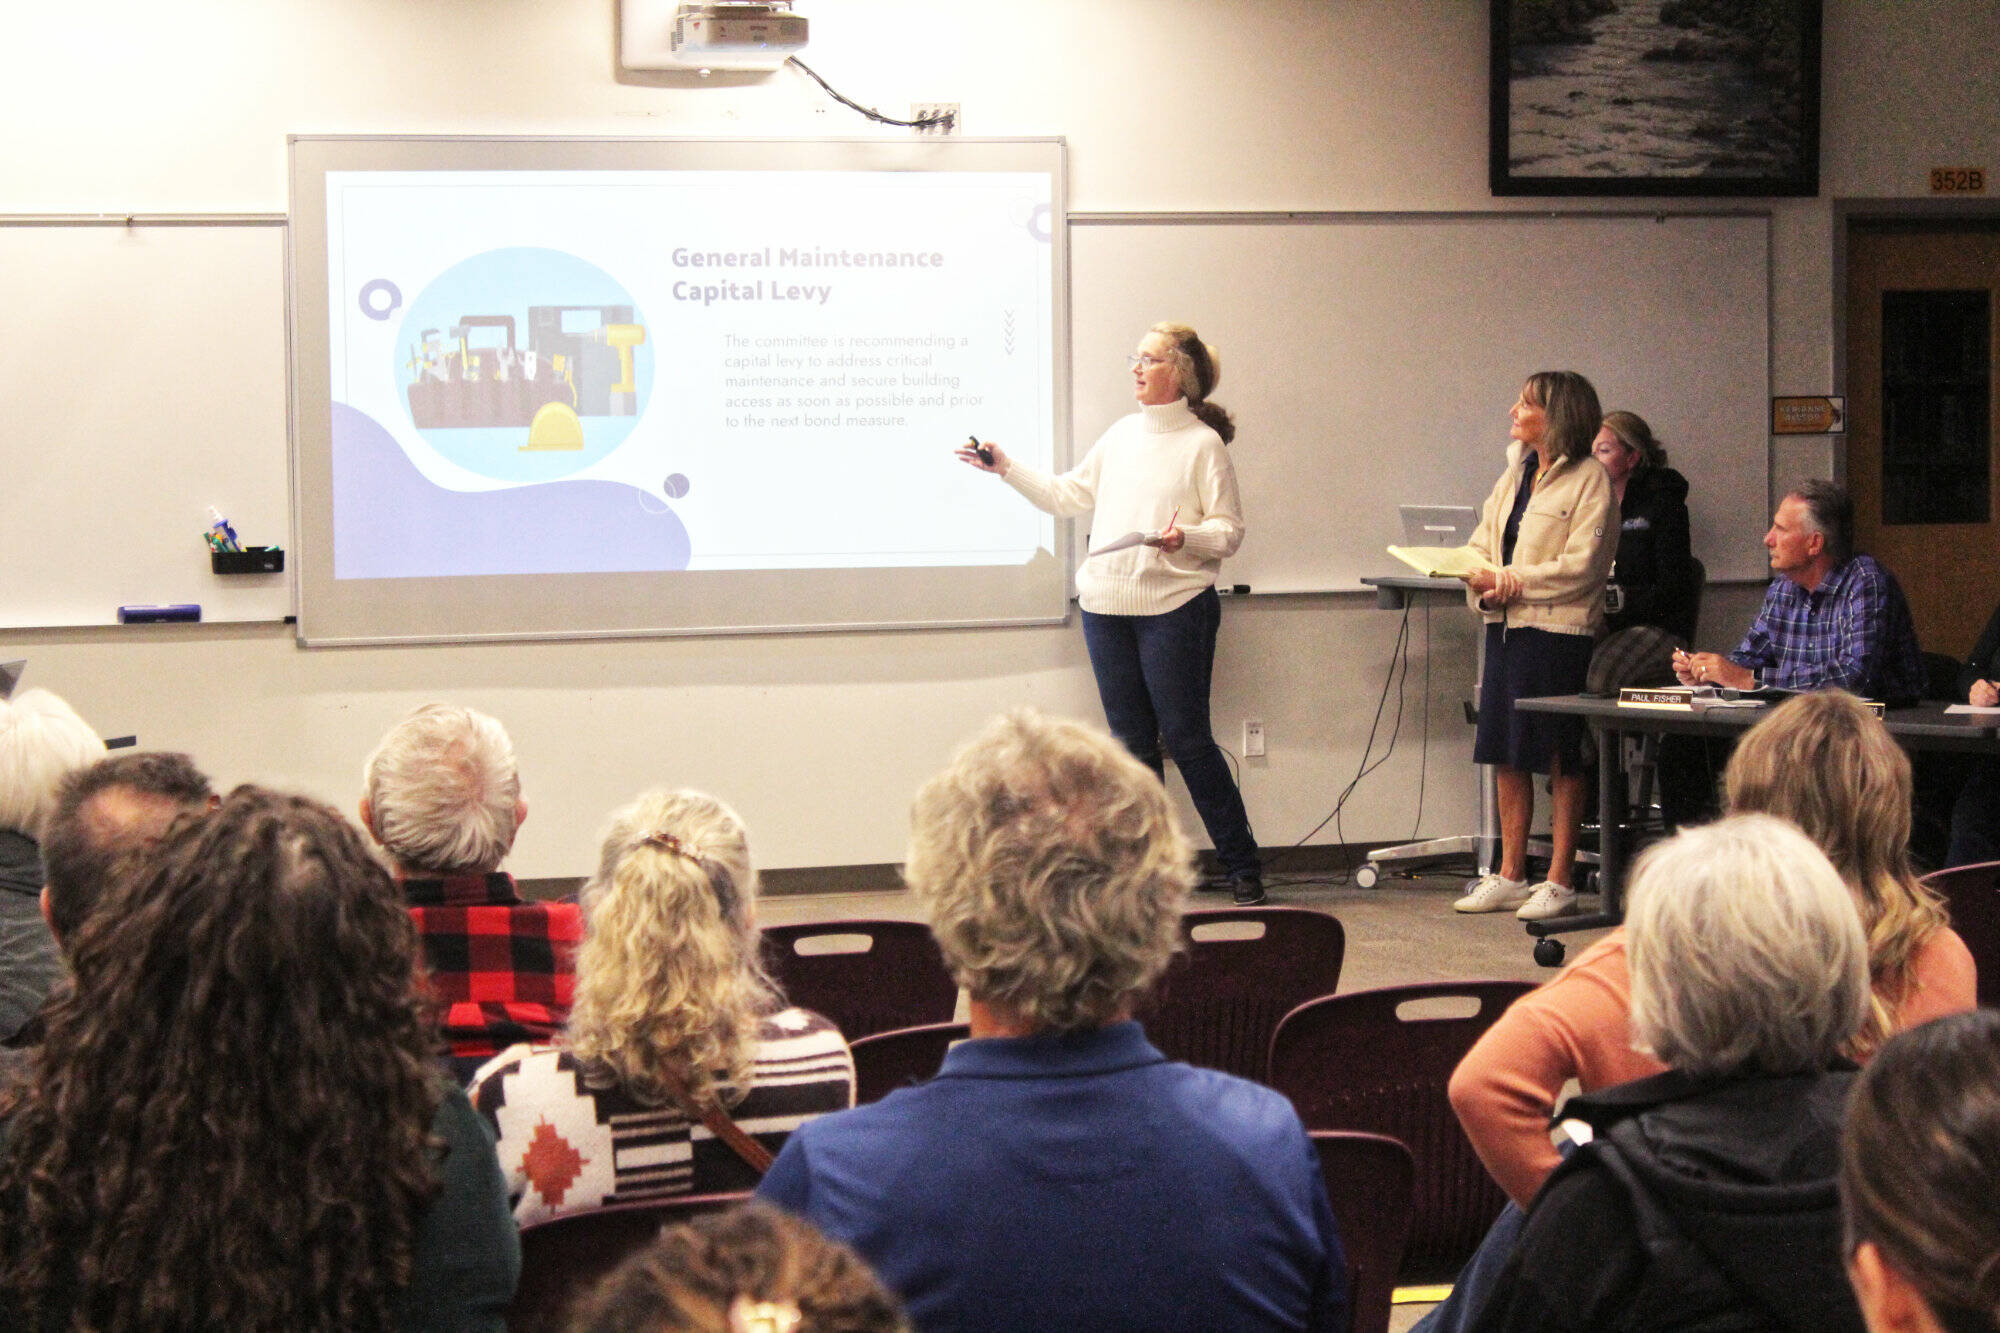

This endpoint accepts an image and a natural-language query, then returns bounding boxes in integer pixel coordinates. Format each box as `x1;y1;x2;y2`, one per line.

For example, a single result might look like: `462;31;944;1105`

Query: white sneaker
1454;874;1531;913
1516;882;1580;921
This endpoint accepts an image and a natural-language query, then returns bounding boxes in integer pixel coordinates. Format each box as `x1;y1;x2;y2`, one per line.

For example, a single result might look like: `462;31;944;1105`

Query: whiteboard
0;209;1769;631
0;223;292;627
1070;213;1772;591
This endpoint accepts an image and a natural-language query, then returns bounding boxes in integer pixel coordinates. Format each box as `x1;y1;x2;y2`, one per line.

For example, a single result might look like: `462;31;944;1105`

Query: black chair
1312;1131;1416;1333
1133;907;1346;1081
1922;861;2000;1009
1924;650;1967;703
1544;558;1709;901
1666;553;1706;648
1269;981;1533;1283
849;1020;971;1104
510;1192;749;1332
761;920;959;1041
1913;651;1978;870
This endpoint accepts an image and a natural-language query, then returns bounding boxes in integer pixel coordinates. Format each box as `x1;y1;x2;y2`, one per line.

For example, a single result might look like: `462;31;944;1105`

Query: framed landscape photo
1490;0;1822;196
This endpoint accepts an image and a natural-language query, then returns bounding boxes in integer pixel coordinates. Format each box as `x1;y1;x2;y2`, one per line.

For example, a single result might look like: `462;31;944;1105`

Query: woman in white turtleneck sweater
955;322;1263;903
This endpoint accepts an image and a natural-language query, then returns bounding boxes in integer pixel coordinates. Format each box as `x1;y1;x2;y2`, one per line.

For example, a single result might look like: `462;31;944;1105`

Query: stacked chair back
849;1020;973;1104
1311;1131;1416;1333
1268;980;1534;1282
1675;555;1706;647
1133;907;1347;1080
509;1191;748;1332
761;920;959;1040
1922;861;2000;1008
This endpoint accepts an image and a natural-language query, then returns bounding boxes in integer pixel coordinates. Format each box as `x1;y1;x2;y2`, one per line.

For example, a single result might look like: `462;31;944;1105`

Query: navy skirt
1473;623;1594;774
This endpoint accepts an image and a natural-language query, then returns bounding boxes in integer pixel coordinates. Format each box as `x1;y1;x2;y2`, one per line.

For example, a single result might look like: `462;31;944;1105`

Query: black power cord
787;58;956;131
1258;598;1426;881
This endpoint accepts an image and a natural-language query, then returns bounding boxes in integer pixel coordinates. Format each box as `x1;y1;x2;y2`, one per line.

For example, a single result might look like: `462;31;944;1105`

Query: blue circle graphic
359;278;402;320
397;247;655;484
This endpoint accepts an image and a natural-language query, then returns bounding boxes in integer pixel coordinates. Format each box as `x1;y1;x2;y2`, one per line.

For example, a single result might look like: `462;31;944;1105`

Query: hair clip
728;1297;803;1333
642;831;689;857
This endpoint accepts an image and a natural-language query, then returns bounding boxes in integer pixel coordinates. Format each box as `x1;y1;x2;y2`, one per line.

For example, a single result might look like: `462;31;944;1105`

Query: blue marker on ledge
118;604;201;624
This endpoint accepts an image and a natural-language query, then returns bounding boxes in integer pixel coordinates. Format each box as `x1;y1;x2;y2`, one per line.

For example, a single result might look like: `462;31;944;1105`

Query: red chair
1922;860;2000;1008
1269;980;1533;1283
509;1192;748;1332
761;920;959;1041
1312;1131;1416;1333
1132;906;1346;1081
849;1020;972;1104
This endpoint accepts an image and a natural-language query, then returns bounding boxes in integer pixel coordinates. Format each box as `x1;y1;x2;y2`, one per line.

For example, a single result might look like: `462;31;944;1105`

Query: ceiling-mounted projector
621;1;809;73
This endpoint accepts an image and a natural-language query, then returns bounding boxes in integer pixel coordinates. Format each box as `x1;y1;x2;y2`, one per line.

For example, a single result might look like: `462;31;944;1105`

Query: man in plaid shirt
361;704;581;1077
1673;479;1924;704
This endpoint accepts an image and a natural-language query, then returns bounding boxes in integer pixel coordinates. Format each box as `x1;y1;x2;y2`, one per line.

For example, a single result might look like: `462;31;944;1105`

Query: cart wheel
1354;862;1380;889
1533;937;1567;968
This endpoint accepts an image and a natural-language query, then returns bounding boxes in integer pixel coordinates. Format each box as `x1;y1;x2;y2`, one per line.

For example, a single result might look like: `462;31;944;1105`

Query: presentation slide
322;167;1057;581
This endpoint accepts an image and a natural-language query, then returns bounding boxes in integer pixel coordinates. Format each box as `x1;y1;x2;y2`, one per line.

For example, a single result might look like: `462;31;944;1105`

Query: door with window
1847;221;2000;661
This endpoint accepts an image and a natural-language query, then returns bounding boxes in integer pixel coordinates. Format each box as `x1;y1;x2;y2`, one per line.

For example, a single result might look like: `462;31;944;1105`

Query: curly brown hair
568;1202;909;1333
0;785;446;1331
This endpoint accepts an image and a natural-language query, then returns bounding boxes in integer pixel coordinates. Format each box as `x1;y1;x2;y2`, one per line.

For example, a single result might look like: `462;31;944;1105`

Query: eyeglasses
1127;354;1168;369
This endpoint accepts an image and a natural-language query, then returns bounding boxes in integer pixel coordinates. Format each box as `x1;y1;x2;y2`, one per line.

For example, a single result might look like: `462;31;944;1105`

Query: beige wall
3;1;1995;875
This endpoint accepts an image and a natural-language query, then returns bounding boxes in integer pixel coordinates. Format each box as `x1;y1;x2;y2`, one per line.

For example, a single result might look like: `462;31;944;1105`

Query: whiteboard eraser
118;604;201;623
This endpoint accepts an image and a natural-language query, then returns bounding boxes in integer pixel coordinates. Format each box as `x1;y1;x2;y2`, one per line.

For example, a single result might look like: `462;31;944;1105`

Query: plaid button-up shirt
402;871;582;1064
1728;554;1925;703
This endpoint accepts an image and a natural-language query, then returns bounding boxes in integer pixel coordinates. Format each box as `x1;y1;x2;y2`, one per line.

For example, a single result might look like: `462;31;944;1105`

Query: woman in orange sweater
1414;689;1977;1333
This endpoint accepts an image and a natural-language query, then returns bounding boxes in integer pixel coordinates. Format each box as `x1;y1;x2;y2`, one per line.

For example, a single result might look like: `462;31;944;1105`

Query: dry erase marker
206;507;240;553
968;435;995;466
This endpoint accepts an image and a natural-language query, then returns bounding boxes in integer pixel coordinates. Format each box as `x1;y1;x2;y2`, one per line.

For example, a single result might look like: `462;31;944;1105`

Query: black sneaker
1230;872;1267;906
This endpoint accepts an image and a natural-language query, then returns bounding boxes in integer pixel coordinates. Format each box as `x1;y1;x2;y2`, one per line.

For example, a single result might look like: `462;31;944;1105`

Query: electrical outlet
1243;720;1266;758
911;102;959;135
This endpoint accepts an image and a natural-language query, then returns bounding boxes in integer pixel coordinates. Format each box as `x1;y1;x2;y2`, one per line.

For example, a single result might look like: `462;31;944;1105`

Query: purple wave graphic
332;402;690;578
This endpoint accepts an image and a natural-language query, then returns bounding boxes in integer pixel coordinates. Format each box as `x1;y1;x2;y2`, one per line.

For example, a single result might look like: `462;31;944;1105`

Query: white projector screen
289;136;1069;645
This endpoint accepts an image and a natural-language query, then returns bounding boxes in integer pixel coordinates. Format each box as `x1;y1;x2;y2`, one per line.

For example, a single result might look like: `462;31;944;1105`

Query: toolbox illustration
405;304;646;430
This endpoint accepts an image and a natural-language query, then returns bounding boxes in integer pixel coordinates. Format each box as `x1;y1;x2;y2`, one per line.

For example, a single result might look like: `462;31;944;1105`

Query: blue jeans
1081;588;1259;878
1409;1200;1527;1333
1412;1135;1575;1333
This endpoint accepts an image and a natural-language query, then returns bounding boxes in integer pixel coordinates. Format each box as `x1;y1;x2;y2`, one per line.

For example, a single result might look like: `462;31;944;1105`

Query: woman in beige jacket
1454;371;1617;921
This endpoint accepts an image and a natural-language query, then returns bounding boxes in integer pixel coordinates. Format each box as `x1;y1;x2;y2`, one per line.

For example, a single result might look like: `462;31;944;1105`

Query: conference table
1510;694;2000;962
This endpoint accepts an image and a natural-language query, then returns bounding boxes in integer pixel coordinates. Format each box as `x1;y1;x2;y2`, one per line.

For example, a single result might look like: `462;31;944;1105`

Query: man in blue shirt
757;709;1346;1333
1673;479;1923;703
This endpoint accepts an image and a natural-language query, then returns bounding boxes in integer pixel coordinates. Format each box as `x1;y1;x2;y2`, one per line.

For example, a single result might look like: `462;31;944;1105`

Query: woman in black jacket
1590;412;1710;825
1592;411;1696;643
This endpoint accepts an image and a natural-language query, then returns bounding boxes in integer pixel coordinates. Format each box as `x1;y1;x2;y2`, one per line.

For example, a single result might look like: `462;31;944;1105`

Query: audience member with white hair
1469;815;1871;1333
1420;690;1975;1333
758;709;1346;1332
1842;1009;2000;1333
470;789;853;1226
361;703;581;1074
0;689;102;1043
